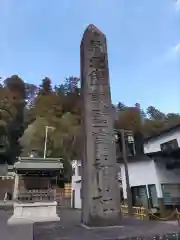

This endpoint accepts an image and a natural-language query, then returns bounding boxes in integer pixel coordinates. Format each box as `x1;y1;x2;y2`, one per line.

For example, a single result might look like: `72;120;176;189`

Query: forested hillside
0;75;179;165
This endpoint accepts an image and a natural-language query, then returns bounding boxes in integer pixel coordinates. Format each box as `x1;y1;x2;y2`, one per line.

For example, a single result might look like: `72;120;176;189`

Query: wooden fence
17;189;56;203
56;183;71;208
121;205;148;220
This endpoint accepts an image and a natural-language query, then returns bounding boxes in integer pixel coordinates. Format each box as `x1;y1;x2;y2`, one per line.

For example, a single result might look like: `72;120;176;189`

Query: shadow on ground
0;208;180;240
34;209;180;240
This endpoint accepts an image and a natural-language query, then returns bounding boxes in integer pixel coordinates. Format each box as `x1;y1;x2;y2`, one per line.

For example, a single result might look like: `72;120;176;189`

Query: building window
78;166;82;176
161;184;180;206
148;184;158;208
131;185;148;208
127;142;136;157
160;139;179;152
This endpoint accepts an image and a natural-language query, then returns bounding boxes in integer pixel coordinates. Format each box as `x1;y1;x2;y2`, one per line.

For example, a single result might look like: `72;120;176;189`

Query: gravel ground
34;209;180;240
1;208;180;240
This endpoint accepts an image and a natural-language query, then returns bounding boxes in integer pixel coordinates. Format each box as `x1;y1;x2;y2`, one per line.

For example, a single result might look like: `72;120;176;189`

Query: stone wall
0;179;14;199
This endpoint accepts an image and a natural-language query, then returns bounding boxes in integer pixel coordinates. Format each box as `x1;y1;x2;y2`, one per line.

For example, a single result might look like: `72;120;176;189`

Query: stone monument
80;24;121;227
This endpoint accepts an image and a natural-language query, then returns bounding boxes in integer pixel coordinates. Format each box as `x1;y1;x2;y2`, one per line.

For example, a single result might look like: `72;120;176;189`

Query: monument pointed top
81;24;106;45
85;24;105;35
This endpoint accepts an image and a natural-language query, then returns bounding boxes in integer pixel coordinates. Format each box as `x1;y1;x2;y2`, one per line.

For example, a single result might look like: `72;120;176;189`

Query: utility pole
116;129;133;216
43;126;55;159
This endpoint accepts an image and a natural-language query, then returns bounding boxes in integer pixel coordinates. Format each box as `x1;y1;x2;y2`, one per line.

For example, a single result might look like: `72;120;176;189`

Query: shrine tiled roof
14;157;63;171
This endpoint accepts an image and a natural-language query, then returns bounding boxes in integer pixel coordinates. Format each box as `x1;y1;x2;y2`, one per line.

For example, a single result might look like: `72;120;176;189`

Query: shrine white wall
144;127;180;154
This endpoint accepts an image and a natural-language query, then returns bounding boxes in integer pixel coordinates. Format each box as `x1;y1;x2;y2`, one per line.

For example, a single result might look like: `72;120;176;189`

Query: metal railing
16;189;56;203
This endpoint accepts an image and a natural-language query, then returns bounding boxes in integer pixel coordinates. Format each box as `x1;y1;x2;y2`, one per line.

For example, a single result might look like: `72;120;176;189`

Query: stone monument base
8;201;60;224
81;213;122;228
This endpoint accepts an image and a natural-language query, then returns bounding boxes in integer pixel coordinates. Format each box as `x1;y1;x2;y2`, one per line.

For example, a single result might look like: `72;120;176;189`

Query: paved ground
34;209;180;240
1;208;180;240
1;209;33;240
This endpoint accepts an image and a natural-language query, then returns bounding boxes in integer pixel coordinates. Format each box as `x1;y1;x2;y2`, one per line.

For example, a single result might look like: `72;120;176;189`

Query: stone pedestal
8;201;60;224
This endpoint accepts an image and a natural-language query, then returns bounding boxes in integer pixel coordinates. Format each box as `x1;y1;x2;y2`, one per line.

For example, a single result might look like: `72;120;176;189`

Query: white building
144;124;180;154
71;160;82;209
120;124;180;215
71;124;180;214
120;155;180;213
71;160;122;209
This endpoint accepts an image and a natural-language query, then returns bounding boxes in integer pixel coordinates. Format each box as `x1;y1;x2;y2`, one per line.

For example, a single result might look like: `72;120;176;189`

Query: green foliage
19;77;81;170
115;103;180;137
147;106;166;121
0;74;180;175
40;77;52;94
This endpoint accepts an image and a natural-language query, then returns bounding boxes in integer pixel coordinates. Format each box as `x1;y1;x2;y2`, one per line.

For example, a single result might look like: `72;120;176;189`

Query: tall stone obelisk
80;24;121;227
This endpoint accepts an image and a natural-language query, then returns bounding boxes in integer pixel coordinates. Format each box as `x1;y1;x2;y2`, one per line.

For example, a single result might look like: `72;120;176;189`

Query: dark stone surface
33;209;180;240
80;23;120;225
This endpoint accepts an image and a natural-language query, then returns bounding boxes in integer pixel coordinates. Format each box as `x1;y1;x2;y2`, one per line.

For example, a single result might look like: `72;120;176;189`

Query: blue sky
0;0;180;113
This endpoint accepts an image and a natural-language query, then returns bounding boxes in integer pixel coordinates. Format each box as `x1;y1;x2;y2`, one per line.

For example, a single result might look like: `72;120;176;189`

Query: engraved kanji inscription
92;110;108;125
89;56;106;69
81;24;120;224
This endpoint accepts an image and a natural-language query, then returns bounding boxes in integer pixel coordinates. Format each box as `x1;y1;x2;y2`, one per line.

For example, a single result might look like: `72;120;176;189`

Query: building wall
73;182;81;209
120;159;159;198
155;159;180;183
71;160;122;209
0;179;14;199
0;167;15;199
144;128;180;153
121;158;180;201
72;157;180;209
71;160;82;209
72;160;81;189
